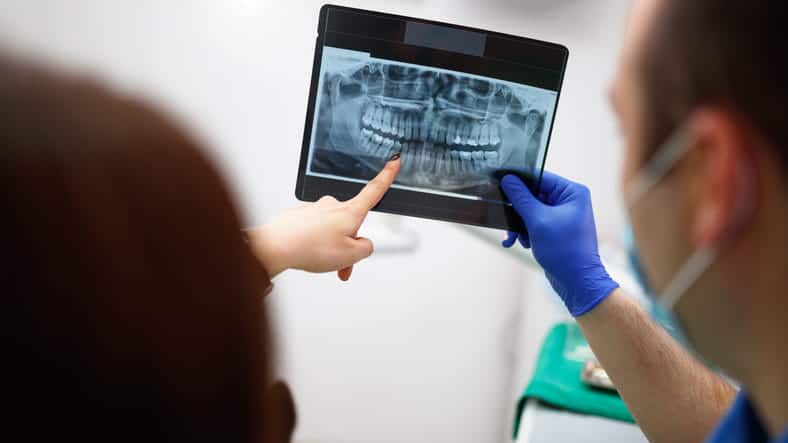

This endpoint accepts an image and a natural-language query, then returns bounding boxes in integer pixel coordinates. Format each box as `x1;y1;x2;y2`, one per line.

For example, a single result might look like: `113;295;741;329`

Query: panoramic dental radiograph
308;48;556;200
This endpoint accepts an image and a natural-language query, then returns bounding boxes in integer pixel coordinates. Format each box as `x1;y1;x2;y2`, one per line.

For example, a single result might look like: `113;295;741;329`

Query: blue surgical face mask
621;125;719;355
623;225;694;350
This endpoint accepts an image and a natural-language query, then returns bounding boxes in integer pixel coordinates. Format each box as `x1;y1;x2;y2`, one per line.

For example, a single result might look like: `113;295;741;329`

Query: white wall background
0;1;630;442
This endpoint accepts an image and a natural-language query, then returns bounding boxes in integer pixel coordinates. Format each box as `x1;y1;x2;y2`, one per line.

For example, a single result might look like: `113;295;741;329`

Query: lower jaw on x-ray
307;47;556;202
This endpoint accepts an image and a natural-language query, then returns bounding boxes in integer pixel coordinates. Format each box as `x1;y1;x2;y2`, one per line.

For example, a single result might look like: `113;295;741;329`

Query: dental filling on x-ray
307;47;558;203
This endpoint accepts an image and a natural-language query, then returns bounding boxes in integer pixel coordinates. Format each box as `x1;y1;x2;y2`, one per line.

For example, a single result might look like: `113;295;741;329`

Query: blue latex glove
500;172;619;317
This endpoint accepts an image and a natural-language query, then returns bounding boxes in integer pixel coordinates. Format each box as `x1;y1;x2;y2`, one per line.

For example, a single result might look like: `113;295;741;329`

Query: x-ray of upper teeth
307;47;557;200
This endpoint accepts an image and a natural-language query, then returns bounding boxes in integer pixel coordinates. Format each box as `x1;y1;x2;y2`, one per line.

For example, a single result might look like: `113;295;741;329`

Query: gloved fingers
537;171;577;204
518;232;531;249
502;231;518;248
502;231;532;249
538;171;571;192
501;174;544;218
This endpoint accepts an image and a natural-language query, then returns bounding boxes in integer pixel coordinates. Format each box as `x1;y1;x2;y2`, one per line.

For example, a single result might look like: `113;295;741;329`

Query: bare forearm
577;289;735;443
245;226;289;279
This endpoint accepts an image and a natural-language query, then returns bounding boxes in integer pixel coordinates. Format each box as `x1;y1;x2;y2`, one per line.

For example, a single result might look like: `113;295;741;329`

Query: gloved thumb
501;175;544;218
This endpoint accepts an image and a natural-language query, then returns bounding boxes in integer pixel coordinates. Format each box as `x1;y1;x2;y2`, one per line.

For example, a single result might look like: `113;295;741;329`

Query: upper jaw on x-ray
312;52;550;194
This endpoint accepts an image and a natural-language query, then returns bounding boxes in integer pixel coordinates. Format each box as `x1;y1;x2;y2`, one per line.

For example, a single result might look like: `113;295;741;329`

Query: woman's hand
248;155;401;280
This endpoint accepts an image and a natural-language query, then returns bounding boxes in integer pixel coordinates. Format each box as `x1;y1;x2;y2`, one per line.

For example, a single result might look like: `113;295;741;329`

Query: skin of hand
248;155;401;280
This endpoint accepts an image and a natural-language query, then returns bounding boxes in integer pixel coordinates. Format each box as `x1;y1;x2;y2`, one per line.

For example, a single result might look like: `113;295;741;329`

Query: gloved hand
500;172;619;316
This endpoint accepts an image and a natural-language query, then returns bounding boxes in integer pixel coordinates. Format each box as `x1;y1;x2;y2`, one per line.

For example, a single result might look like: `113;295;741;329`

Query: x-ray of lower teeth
307;47;557;201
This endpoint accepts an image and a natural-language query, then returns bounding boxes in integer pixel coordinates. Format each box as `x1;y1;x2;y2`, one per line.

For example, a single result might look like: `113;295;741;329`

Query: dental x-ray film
296;5;568;230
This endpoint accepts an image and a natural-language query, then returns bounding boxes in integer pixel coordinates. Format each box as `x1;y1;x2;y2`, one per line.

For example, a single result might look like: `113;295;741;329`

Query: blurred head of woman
0;54;290;441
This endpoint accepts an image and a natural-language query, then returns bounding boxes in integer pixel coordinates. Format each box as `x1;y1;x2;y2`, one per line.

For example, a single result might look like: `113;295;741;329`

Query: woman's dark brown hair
0;54;289;441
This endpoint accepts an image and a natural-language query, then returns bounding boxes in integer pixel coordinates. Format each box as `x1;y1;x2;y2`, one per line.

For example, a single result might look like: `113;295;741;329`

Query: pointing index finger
349;155;401;212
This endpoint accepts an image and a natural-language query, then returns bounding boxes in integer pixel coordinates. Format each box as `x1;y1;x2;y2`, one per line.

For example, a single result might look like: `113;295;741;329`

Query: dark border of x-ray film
295;4;569;231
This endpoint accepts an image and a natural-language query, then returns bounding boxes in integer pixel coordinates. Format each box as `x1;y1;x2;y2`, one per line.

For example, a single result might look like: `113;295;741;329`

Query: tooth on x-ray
309;47;554;194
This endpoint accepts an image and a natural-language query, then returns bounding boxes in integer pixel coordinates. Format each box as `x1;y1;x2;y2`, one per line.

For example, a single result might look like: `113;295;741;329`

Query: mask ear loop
659;247;718;311
655;131;759;312
624;125;695;207
622;124;706;311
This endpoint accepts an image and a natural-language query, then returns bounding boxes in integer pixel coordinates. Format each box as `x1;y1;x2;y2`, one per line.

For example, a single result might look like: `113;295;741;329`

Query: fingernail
388;153;400;162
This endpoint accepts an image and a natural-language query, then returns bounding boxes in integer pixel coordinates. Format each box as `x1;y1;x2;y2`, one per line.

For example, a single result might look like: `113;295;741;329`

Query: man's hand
503;172;735;442
500;172;619;316
248;155;401;280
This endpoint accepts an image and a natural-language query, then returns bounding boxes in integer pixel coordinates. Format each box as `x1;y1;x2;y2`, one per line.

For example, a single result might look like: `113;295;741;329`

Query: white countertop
516;400;648;443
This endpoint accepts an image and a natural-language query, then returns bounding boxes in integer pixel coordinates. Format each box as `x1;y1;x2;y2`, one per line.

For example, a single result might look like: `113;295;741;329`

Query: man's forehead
610;1;666;127
622;0;664;64
612;0;663;108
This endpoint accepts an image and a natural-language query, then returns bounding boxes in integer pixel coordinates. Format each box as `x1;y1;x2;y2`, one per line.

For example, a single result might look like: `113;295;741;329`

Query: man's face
614;1;780;375
612;0;695;306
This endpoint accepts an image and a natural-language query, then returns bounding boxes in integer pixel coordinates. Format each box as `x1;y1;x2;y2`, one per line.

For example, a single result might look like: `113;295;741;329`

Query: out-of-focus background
0;1;633;442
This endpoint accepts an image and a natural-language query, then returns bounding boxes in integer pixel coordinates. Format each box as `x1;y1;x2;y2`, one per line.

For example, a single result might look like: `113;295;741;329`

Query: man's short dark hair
639;1;787;174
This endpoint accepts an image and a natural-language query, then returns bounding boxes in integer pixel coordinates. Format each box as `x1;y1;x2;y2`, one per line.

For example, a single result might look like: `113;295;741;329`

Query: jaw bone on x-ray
308;48;554;198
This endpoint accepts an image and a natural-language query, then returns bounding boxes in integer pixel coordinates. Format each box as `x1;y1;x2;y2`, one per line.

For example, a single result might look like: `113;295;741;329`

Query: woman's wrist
246;226;290;279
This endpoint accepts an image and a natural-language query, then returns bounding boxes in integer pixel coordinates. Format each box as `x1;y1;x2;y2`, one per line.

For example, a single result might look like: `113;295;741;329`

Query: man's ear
687;109;757;249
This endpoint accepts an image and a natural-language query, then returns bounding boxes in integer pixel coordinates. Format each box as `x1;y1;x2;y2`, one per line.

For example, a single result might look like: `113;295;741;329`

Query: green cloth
513;322;635;439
